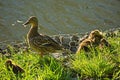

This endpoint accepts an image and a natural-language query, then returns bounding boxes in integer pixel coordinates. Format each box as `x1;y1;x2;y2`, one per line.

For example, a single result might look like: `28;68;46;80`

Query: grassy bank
0;37;120;80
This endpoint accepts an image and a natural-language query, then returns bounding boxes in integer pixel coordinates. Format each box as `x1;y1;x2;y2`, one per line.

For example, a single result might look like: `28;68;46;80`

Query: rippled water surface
0;0;120;42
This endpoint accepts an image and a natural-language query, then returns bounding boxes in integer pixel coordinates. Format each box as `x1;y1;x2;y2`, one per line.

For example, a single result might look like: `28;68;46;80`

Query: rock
71;34;79;42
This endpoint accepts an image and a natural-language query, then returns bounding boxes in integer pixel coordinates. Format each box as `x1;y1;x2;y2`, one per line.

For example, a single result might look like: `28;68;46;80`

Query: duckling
5;59;24;74
23;16;63;57
99;38;111;49
88;30;103;46
76;39;92;53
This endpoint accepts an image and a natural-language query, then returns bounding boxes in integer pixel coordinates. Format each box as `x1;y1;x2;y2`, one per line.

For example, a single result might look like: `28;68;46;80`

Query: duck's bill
23;21;29;27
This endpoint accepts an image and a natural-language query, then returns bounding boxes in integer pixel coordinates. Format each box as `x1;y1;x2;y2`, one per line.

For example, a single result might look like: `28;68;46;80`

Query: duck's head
5;59;12;67
23;16;38;26
90;30;102;37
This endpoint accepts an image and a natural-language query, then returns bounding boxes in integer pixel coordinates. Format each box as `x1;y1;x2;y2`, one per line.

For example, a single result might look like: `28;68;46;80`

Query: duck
99;38;111;49
5;59;24;74
76;39;92;53
76;30;111;53
88;30;103;46
23;16;64;57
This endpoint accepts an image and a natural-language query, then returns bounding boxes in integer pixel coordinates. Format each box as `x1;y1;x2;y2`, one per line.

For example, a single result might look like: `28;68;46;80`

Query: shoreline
0;28;120;55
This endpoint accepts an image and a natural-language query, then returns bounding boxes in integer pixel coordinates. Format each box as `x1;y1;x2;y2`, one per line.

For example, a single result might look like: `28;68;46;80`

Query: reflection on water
0;0;120;42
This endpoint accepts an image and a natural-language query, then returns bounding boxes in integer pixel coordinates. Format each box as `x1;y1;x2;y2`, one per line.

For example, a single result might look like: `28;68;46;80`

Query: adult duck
23;16;64;57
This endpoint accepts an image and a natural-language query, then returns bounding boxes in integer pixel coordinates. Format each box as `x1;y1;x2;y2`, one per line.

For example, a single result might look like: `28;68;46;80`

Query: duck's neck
28;23;39;38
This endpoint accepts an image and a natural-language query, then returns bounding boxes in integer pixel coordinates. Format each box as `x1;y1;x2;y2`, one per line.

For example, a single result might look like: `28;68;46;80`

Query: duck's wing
42;35;63;50
31;35;62;50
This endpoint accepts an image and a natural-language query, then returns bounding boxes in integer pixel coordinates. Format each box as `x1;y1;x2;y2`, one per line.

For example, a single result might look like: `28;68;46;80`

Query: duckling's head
89;30;103;39
23;16;38;26
5;59;13;67
90;30;102;36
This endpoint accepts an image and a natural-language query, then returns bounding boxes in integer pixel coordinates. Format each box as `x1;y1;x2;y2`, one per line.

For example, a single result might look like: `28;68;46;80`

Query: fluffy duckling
88;30;103;46
23;16;63;57
76;39;92;53
99;38;111;49
5;59;24;74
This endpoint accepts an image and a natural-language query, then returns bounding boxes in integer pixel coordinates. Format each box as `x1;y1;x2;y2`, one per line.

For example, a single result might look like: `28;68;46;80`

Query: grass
0;37;120;80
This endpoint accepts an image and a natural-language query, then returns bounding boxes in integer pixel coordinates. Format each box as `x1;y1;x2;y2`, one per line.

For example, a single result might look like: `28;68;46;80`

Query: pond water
0;0;120;42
